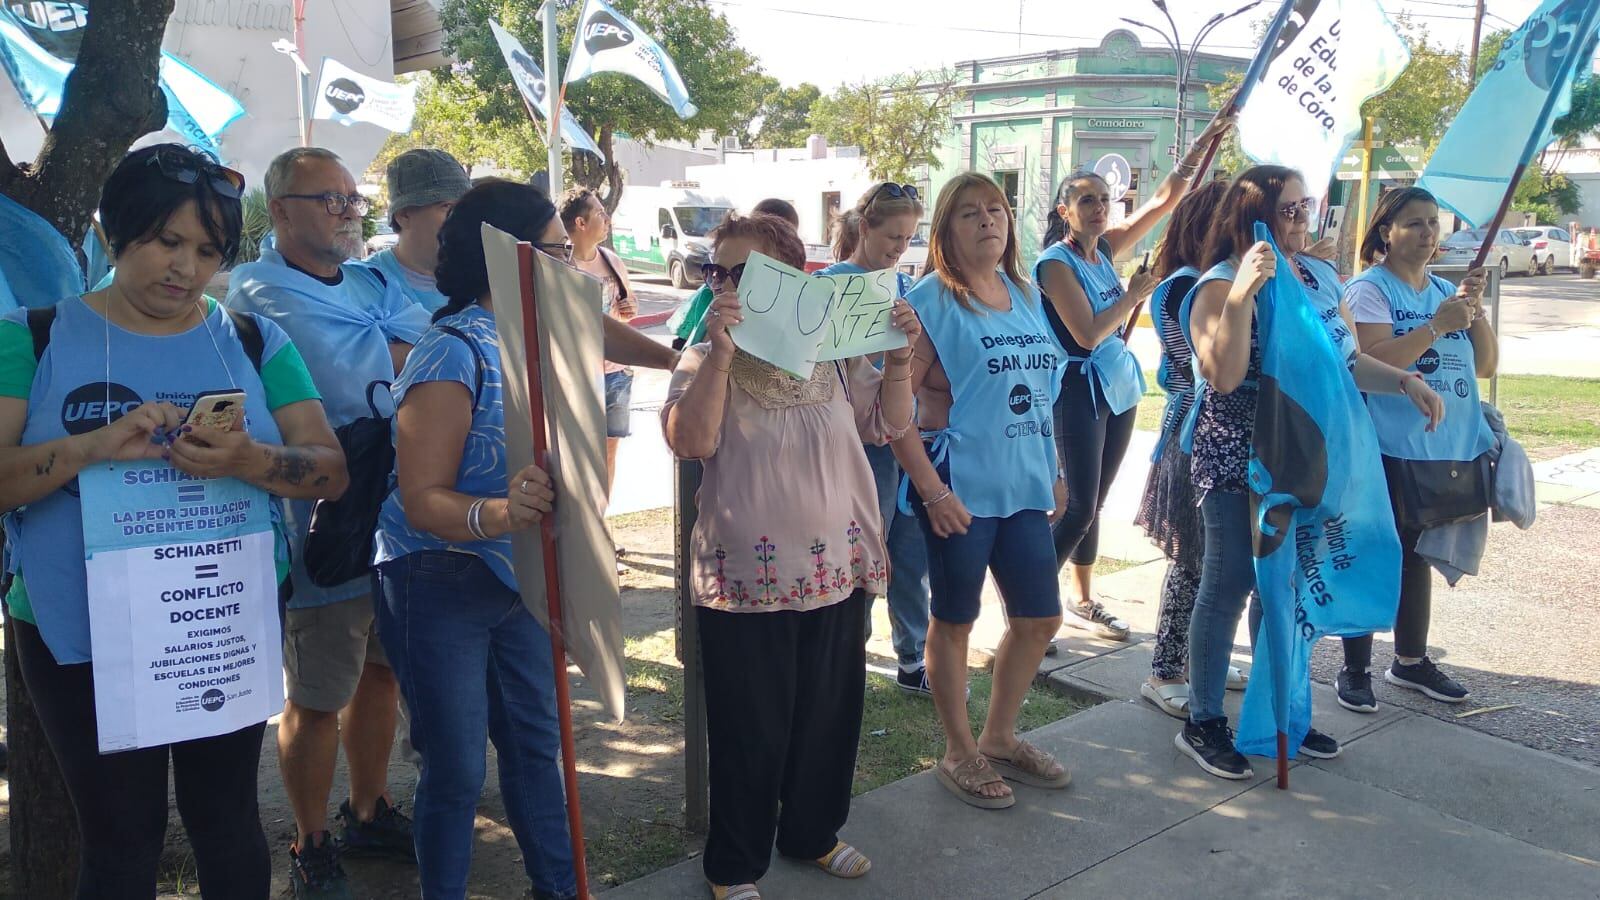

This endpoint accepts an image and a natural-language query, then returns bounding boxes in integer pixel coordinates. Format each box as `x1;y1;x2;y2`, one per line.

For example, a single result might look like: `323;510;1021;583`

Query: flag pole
518;243;591;899
293;0;309;147
543;0;565;196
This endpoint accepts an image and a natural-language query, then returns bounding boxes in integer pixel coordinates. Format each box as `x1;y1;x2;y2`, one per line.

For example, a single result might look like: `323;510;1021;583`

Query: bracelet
1175;161;1199;179
467;497;490;541
1425;322;1440;340
1400;372;1424;393
923;486;954;507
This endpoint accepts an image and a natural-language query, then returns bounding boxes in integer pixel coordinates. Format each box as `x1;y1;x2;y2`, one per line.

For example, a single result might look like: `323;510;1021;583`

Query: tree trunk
0;3;175;896
5;616;78;899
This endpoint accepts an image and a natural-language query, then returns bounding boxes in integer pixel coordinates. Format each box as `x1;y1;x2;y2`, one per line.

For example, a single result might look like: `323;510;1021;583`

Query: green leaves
809;71;957;183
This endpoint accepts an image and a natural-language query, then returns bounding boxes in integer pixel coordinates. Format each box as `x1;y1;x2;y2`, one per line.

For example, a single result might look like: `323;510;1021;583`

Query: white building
2;0;445;193
685;137;878;247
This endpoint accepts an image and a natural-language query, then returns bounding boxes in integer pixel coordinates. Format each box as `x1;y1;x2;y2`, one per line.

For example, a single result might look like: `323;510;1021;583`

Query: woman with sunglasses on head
373;180;588;899
892;173;1069;810
816;182;935;693
1177;165;1445;781
1335;187;1493;711
0;144;348;898
1036;110;1237;645
664;212;918;899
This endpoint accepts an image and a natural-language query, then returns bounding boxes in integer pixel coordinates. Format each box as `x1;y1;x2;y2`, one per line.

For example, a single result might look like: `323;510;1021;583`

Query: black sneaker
1336;668;1378;713
1175;719;1253;780
290;832;352;900
338;796;416;862
1386;657;1469;703
896;666;933;696
1300;728;1341;759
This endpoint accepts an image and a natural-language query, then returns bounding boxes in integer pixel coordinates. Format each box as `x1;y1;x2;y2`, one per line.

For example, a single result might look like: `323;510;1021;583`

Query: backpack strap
435;324;486;409
596;247;630;303
27;306;56;362
29;303;265;373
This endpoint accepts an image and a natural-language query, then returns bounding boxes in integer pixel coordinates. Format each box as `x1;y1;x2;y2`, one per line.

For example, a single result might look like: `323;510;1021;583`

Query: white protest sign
732;252;908;378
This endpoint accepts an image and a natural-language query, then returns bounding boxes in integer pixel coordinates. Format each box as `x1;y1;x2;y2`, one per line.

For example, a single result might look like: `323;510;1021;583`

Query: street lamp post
1121;1;1259;169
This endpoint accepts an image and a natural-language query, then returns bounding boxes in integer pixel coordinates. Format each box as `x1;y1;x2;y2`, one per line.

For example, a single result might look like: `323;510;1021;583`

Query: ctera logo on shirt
583;11;635;53
323;78;366;115
62;383;143;435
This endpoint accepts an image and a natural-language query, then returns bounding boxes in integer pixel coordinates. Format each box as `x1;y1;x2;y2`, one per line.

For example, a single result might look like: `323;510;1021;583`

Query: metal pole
1354;116;1376;274
294;0;308;147
542;0;564;196
674;459;710;833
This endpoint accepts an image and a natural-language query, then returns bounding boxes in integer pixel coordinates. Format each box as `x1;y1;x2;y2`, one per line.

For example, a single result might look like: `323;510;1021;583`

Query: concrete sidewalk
608;639;1600;899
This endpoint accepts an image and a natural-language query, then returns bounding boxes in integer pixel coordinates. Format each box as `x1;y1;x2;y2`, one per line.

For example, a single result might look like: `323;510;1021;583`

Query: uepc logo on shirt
1008;384;1031;415
62;383;143;435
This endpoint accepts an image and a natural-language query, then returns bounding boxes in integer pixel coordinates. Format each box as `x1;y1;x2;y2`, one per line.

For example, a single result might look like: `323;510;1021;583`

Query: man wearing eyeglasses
228;146;431;900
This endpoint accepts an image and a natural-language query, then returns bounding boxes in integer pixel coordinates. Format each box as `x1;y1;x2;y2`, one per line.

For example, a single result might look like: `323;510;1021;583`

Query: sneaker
1175;719;1253;780
289;833;352;900
338;796;416;862
896;666;933;696
1386;657;1469;703
1044;640;1060;656
1336;668;1378;713
1299;727;1341;759
1066;599;1130;641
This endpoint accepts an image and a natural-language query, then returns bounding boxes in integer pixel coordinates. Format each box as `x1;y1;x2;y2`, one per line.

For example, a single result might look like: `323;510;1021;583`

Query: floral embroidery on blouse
705;520;886;610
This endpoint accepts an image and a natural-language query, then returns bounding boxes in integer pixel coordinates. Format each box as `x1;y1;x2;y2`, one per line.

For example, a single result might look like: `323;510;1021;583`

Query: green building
921;30;1248;268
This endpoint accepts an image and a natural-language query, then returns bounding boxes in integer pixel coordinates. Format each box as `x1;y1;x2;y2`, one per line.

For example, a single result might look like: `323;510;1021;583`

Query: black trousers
697;590;867;886
1343;457;1434;669
13;619;270;900
1052;366;1138;570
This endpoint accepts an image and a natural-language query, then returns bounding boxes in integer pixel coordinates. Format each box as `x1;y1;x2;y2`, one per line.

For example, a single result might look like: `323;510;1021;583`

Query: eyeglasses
701;262;746;291
1279;198;1315;221
146;149;245;199
867;182;919;207
533;241;574;262
280;192;372;217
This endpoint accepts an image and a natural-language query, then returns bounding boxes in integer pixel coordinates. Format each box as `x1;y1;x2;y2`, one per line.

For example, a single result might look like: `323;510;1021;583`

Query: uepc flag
1237;0;1408;197
312;57;417;133
1237;221;1401;759
563;0;698;119
488;19;604;159
1419;0;1600;226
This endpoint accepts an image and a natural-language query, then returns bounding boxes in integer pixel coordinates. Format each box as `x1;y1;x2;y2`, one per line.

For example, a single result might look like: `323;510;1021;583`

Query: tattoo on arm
35;451;55;477
261;446;319;486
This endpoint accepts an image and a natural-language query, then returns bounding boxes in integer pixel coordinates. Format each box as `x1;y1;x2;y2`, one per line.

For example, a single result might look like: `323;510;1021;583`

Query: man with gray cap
362;148;471;312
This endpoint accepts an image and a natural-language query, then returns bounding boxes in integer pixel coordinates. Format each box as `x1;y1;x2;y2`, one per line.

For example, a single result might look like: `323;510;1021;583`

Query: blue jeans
375;551;576;900
864;443;930;670
1187;490;1258;725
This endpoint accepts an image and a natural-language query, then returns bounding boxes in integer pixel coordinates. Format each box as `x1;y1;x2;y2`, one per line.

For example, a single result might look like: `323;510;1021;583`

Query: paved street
1493;271;1600;377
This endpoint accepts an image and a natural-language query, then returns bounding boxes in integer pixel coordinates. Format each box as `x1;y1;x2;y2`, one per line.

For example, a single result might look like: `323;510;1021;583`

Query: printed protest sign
731;252;908;378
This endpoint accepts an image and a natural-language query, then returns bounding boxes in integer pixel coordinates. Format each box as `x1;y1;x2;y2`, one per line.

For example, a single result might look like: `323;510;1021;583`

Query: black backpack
302;325;483;587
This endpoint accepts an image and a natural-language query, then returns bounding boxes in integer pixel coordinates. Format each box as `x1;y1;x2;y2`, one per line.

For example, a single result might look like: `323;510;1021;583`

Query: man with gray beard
228;147;430;899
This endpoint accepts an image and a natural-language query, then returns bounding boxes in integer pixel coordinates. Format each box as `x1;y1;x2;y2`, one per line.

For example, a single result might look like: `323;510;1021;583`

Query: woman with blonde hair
894;173;1069;808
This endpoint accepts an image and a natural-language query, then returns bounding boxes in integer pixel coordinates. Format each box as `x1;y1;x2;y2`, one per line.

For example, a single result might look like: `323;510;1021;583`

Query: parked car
366;220;399;255
1438;227;1537;277
1513;226;1574;275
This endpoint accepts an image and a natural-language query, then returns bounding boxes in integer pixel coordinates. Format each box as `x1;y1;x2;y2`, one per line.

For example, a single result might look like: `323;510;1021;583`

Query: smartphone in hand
183;390;247;432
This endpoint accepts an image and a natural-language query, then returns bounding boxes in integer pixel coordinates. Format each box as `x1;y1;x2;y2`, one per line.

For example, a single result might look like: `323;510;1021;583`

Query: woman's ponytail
832;209;862;262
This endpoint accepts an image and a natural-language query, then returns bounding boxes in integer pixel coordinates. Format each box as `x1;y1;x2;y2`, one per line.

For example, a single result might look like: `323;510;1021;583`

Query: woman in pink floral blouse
663;212;919;900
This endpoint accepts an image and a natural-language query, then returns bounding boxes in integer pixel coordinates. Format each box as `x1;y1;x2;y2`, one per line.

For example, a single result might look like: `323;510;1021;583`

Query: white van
611;183;735;288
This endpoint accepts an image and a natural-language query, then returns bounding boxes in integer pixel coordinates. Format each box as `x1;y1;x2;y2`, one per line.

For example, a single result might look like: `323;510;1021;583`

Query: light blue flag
563;0;698;119
0;3;243;157
488;19;606;159
1418;0;1600;226
0;191;83;309
1236;221;1402;760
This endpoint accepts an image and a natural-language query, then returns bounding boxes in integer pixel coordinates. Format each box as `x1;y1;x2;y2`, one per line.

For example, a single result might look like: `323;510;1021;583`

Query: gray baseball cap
387;148;470;213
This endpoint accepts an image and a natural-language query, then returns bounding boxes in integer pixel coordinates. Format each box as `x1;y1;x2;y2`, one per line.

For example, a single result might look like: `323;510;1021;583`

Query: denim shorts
604;369;634;438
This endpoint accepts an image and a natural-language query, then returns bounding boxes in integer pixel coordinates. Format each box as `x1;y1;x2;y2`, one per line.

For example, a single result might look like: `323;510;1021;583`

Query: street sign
1094;153;1132;203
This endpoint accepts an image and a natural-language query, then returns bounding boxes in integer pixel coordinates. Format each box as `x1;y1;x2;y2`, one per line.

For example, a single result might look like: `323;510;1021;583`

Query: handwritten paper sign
731;252;908;378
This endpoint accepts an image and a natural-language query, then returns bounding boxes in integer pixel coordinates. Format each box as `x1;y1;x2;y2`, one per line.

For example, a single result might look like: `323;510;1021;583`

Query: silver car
1513;226;1575;274
1438;227;1537;277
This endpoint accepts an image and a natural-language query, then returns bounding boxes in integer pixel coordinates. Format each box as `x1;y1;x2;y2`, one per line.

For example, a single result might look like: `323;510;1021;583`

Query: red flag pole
1277;733;1289;789
518;243;591;898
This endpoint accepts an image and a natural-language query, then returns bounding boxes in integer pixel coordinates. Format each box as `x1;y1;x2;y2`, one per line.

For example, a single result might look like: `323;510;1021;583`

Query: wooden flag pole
517;243;591;899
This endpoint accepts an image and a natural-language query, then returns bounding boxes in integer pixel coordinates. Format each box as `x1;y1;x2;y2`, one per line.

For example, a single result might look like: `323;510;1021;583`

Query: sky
707;0;1548;89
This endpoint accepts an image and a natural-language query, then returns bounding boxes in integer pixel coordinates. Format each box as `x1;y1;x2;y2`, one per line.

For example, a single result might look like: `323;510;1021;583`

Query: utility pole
1467;0;1487;86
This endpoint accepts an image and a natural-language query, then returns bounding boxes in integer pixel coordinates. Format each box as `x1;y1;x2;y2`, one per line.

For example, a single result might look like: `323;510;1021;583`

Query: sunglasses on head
1279;197;1315;221
147;148;245;199
867;182;919;206
701;262;746;290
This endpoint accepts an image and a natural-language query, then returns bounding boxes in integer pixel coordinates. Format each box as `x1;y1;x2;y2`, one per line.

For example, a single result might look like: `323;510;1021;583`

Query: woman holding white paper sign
818;183;934;694
892;172;1070;810
0;145;346;899
663;211;918;900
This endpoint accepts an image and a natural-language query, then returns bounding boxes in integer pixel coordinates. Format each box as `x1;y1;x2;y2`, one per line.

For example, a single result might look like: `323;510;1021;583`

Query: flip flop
812;842;871;879
935;757;1015;809
707;881;761;900
985;739;1072;789
1141;680;1190;719
1227;666;1249;691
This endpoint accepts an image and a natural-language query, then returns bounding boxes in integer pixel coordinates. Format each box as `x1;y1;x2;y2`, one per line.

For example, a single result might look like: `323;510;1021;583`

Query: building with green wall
920;30;1247;269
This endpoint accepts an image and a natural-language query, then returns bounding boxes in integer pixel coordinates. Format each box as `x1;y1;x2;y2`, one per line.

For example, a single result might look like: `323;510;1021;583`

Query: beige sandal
813;841;871;878
935;756;1016;809
985;739;1072;789
707;881;761;900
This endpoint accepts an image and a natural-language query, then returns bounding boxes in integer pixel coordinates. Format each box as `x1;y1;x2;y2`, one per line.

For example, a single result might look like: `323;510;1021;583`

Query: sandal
1141;680;1190;719
985;739;1072;789
813;841;871;879
707;881;761;900
935;757;1015;809
1226;665;1248;691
